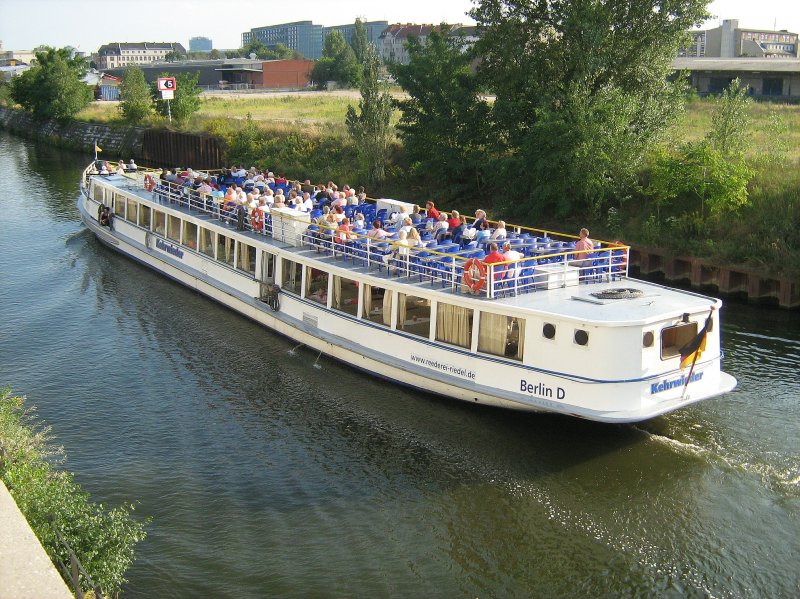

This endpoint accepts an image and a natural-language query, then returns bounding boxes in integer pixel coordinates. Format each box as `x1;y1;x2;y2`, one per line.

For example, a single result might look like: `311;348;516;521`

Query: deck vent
574;330;589;346
543;323;556;340
643;331;655;348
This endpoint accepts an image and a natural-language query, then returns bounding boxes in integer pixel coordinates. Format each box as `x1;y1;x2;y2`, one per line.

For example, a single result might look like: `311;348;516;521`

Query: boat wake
633;422;800;497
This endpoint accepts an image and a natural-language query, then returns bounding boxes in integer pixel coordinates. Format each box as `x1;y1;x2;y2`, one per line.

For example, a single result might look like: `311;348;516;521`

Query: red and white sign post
157;77;177;123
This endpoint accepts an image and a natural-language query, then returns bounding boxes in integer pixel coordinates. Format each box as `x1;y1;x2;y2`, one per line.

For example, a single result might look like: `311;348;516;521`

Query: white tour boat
78;164;737;422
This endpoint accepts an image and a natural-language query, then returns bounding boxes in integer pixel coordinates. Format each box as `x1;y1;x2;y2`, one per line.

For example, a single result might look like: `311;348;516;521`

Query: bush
0;387;148;596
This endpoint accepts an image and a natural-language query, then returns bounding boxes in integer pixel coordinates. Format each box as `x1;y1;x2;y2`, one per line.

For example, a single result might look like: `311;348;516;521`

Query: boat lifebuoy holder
463;258;487;293
144;174;156;192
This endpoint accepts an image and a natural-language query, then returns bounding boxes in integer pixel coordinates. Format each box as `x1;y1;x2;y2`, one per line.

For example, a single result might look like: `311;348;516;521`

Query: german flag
680;308;714;370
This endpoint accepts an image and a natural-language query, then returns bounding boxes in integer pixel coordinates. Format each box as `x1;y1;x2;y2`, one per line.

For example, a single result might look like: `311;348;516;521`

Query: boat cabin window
305;267;329;305
167;215;181;242
199;227;214;258
92;184;104;203
216;233;235;266
260;251;275;283
183;221;198;249
332;276;359;317
237;242;255;275
153;210;166;236
113;194;125;218
363;284;391;327
479;313;525;361
126;198;137;223
398;294;431;339
139;205;151;229
281;259;303;295
436;303;473;349
661;322;697;360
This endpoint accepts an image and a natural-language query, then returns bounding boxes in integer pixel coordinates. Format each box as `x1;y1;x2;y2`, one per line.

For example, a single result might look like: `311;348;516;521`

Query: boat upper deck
87;171;718;325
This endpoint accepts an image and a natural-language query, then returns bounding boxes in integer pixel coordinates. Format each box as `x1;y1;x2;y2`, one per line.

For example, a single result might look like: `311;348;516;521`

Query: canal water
0;131;798;598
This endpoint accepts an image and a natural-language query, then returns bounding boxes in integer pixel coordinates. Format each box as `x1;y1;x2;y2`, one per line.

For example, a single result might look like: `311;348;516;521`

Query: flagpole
680;306;714;399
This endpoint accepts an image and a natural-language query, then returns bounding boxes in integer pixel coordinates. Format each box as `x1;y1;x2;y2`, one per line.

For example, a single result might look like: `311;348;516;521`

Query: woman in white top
489;220;507;242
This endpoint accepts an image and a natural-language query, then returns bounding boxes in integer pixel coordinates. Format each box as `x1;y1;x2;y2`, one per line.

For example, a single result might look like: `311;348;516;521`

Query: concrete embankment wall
0;106;223;168
0;480;73;599
0;106;144;158
631;247;799;309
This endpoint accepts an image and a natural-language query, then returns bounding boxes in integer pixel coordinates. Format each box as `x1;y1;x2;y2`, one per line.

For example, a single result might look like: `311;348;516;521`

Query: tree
390;27;490;199
9;46;92;121
152;72;201;124
470;0;710;218
646;79;752;224
351;19;369;64
118;66;151;123
346;44;394;184
311;30;361;89
707;78;750;157
164;49;186;62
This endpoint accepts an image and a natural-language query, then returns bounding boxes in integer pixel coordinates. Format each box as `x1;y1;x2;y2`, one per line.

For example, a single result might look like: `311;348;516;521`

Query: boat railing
91;170;630;300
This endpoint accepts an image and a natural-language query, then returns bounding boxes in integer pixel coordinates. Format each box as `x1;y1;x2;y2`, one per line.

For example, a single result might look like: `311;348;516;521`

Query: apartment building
96;43;187;69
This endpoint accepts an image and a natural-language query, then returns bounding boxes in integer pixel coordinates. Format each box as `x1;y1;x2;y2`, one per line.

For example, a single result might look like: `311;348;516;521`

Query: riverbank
0;480;72;599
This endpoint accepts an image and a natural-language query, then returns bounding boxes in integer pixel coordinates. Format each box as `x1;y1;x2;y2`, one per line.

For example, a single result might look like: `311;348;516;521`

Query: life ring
590;288;644;300
144;174;155;192
251;207;264;231
463;258;487;293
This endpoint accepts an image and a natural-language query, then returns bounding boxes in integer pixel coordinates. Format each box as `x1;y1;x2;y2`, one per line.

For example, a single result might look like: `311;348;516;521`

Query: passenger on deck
367;220;389;241
332;205;346;223
475;221;491;245
336;218;355;243
451;215;468;245
410;204;422;225
572;227;594;266
127;159;137;171
473;209;487;230
502;241;523;262
447;211;460;230
407;226;423;248
489;220;507;242
300;192;314;213
399;217;414;236
433;213;450;242
483;242;506;280
353;212;366;229
425;201;440;221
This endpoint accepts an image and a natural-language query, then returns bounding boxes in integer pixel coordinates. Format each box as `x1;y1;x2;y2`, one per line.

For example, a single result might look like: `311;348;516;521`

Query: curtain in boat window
383;290;393;326
514;317;526;360
478;311;508;356
363;283;373;318
478;313;526;360
199;228;214;257
436;303;473;349
332;276;342;309
237;242;254;274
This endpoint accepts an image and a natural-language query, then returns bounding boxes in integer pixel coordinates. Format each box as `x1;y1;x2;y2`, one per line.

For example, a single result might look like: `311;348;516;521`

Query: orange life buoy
251;207;264;231
144;174;155;192
463;258;487;293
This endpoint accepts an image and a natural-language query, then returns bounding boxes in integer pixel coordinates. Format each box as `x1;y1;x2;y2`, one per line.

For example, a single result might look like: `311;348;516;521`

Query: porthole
543;323;556;339
574;329;589;346
643;331;654;348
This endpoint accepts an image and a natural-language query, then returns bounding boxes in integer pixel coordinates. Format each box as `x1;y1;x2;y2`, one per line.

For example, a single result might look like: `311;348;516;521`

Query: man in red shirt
425;201;440;221
483;242;507;281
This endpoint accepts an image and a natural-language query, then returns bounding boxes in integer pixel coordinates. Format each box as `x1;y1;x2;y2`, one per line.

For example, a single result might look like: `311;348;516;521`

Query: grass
674;97;800;164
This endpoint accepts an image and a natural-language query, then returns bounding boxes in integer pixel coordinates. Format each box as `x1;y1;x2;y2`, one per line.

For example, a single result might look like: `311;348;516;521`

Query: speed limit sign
157;77;177;91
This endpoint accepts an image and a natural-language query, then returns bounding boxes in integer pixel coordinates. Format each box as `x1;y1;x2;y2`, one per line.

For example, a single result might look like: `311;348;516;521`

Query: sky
1;0;799;53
